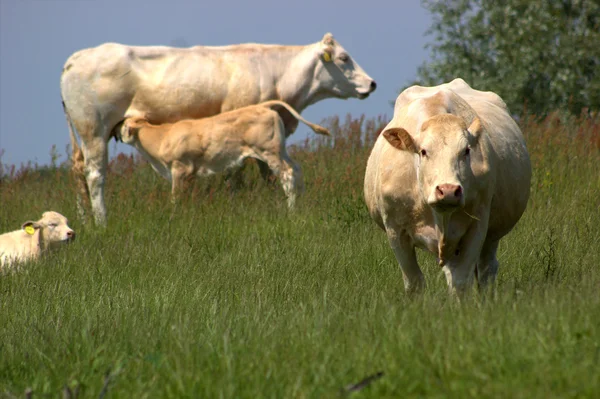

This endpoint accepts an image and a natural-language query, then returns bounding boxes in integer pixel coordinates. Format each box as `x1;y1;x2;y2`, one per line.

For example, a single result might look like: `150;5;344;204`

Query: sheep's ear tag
25;226;35;235
323;52;332;62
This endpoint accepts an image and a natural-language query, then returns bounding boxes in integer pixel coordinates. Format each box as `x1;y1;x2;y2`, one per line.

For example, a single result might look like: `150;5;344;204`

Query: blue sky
0;0;431;168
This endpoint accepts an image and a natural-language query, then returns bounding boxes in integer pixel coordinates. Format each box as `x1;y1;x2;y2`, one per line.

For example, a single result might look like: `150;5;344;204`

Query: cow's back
60;42;275;131
395;78;509;116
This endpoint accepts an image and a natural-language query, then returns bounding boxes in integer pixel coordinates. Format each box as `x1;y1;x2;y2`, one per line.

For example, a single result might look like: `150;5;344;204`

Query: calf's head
383;114;483;213
22;211;75;250
316;33;377;100
120;118;148;144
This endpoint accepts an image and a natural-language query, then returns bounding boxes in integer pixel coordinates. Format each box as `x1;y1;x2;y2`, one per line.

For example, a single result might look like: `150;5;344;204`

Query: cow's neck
274;44;326;112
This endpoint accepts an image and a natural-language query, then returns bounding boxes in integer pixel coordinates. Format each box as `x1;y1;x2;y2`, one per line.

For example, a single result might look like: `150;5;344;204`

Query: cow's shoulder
390;88;469;138
395;79;508;119
444;79;509;112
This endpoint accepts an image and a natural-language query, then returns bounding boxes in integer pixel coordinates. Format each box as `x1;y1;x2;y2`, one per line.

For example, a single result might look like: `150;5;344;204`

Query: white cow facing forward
0;211;75;271
364;79;531;295
119;101;329;208
61;32;377;226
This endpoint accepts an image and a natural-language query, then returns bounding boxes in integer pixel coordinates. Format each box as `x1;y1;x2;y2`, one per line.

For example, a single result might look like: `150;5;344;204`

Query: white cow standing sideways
364;79;531;295
119;100;330;208
0;211;76;271
61;33;377;226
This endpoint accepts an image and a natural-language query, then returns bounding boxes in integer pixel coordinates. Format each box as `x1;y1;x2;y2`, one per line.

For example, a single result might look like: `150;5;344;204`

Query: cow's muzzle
357;80;377;99
430;184;463;211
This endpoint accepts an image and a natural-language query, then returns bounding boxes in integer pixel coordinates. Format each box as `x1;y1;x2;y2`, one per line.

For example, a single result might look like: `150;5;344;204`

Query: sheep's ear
22;221;41;235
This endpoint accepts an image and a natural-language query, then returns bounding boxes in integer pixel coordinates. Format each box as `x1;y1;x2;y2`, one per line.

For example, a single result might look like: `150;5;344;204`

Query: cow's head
383;114;484;213
22;211;75;250
316;33;377;100
120;118;147;144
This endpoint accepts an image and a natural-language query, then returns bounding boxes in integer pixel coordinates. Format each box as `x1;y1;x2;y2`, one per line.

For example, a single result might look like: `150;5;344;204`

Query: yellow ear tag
323;52;331;62
25;225;35;235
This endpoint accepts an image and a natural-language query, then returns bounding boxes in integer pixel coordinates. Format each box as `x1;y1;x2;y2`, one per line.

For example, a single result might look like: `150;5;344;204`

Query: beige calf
120;101;330;208
0;211;75;270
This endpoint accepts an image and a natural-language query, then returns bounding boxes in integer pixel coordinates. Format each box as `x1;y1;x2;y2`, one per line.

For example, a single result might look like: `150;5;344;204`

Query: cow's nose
435;184;463;205
67;230;75;239
370;80;377;92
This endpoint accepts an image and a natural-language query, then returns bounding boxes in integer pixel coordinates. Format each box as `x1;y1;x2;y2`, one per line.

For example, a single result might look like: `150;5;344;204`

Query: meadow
1;112;599;398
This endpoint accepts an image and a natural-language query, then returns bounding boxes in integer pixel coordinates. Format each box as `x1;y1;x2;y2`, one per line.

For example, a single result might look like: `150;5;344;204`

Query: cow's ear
21;221;40;235
320;46;334;63
322;32;335;46
468;117;483;142
383;128;418;153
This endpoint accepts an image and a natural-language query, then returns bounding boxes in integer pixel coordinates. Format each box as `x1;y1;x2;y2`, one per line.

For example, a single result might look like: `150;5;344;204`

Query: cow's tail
262;101;330;136
61;98;90;212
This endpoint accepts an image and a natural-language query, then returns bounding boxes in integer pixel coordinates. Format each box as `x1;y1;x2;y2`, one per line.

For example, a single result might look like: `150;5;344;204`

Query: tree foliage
411;0;600;116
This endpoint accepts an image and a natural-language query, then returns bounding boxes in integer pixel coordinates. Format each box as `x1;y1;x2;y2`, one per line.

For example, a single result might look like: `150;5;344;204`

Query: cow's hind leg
70;140;89;222
476;239;500;292
81;136;109;226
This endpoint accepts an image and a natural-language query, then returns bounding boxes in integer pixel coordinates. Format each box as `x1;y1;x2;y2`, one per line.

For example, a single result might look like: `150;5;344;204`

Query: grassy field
1;112;599;398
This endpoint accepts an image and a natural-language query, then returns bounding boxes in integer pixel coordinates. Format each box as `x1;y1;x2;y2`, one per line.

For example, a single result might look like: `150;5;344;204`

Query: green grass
1;113;599;398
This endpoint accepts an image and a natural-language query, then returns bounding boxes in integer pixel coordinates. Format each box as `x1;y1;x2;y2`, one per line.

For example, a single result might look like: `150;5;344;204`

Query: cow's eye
464;146;471;156
420;149;427;157
48;223;57;228
338;53;350;63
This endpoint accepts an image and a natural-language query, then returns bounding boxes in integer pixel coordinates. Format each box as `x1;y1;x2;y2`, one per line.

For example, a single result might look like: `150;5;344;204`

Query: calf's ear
120;121;140;142
21;221;41;235
383;128;418;153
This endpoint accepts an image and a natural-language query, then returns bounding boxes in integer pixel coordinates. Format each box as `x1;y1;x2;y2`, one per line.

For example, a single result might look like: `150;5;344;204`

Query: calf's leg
260;152;304;209
170;161;195;205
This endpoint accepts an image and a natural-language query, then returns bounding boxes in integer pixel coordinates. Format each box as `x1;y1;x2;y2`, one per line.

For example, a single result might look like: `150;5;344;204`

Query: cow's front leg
476;238;500;292
385;225;425;294
441;209;490;298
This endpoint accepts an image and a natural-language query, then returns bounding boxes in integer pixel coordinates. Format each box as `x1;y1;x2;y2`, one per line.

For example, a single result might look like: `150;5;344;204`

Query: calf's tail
262;100;330;136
